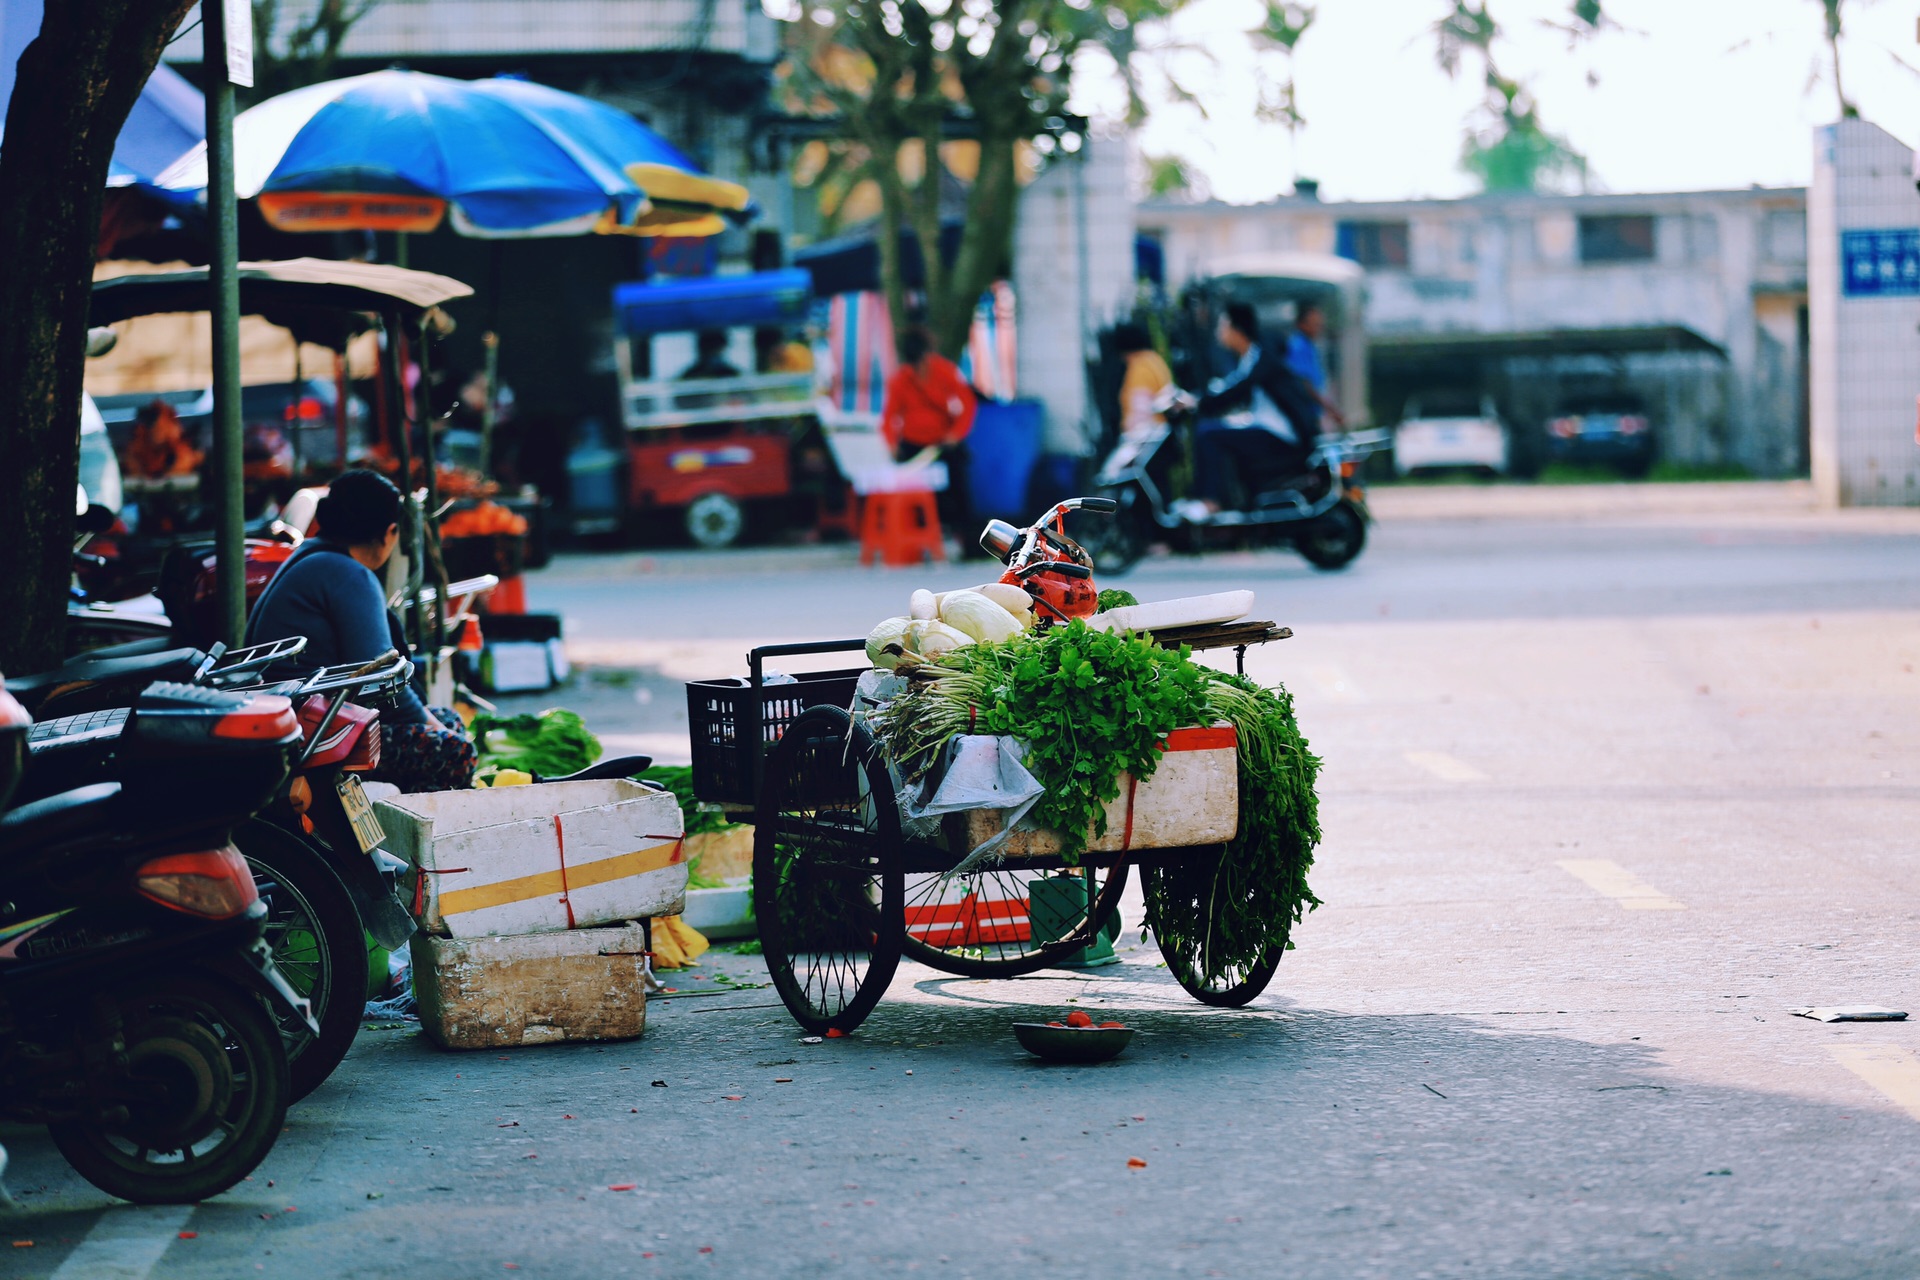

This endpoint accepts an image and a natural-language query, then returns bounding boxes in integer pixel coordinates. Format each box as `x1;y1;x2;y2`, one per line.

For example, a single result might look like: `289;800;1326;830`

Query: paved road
6;482;1920;1279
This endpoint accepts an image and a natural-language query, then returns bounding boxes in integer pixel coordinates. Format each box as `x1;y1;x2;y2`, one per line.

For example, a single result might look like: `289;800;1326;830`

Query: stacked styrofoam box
374;780;685;1050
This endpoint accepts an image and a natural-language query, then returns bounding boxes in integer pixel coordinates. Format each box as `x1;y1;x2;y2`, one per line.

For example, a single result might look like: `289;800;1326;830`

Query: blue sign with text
1841;228;1920;297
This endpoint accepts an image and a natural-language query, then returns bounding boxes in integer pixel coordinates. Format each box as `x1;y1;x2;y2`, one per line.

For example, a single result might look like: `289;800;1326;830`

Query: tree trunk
0;0;193;674
932;130;1019;360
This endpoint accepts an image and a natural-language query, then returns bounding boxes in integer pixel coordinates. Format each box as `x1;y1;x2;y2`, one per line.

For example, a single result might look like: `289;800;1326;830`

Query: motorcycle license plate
336;775;386;853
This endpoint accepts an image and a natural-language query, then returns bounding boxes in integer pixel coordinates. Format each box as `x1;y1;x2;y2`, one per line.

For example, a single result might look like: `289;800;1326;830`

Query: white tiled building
1141;185;1809;476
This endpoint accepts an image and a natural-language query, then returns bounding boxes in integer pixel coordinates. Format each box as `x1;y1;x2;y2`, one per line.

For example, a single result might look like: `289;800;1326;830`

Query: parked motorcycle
20;651;417;1103
1082;394;1391;574
0;679;316;1204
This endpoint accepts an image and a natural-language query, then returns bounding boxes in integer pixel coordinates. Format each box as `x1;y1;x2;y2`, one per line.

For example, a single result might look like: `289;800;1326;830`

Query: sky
1070;0;1920;203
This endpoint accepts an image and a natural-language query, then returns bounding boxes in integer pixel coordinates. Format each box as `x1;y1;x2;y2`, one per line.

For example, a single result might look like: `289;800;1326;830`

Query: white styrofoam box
412;922;648;1050
956;724;1240;857
482;641;555;693
376;779;686;938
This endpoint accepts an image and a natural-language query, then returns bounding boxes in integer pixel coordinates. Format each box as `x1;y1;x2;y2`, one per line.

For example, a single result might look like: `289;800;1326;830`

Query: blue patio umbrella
151;70;741;239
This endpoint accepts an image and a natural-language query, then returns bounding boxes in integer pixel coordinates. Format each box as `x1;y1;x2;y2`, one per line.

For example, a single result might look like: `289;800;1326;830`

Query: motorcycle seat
0;782;123;853
4;648;202;713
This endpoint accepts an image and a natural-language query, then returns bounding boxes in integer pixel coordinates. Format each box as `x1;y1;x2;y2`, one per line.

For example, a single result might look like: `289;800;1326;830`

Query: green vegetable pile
1095;588;1138;612
636;765;736;837
472;708;601;778
874;621;1321;983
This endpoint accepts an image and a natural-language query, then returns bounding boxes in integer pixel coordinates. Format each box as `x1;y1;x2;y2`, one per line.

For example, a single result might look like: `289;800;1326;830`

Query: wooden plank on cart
1148;620;1293;652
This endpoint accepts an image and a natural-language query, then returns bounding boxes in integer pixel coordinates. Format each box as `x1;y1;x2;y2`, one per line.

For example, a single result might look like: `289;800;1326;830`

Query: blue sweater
246;541;428;725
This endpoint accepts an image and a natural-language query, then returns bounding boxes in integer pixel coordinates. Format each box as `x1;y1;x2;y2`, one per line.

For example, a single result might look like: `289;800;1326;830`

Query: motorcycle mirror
978;519;1020;563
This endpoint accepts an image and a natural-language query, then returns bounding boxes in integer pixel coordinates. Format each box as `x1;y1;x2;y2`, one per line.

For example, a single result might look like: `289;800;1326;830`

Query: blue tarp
612;269;813;336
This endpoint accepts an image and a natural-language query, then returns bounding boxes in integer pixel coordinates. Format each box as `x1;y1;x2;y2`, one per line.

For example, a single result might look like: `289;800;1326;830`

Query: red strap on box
554;813;576;929
1120;774;1138;852
412;866;471;918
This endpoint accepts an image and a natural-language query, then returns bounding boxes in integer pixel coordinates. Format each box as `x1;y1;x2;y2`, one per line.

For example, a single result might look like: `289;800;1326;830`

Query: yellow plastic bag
476;769;534;788
650;915;710;969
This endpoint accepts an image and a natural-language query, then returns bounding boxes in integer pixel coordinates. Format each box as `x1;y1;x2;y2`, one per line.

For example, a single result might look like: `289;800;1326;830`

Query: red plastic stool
858;490;945;567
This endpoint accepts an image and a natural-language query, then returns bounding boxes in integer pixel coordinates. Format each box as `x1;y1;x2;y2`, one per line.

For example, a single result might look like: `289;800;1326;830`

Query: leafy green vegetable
1141;672;1321;986
471;708;601;778
636;765;737;837
1095;589;1138;612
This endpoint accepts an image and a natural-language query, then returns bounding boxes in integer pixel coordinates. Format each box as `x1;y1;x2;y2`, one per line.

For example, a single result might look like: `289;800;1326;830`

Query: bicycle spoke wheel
753;706;903;1034
900;862;1128;977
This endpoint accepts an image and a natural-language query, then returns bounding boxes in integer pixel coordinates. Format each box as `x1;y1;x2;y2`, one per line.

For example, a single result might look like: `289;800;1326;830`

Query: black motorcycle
0;680;316;1204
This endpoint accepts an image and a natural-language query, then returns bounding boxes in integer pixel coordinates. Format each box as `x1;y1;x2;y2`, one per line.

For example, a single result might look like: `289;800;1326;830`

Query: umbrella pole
204;0;245;646
480;242;502;477
386;311;426;661
334;349;349;468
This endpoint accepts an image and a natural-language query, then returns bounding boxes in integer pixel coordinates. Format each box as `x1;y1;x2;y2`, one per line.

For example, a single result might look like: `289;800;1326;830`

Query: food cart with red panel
611;270;817;548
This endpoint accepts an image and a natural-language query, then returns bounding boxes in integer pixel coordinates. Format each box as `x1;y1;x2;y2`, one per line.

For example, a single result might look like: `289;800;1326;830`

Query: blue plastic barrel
968;398;1043;521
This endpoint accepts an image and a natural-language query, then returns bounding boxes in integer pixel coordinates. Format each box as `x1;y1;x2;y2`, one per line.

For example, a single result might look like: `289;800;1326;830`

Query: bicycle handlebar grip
1076;497;1118;514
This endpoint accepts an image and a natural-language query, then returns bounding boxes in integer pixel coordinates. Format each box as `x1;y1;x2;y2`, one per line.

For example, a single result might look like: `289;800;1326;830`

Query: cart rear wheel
901;862;1129;978
1141;862;1286;1007
753;705;904;1034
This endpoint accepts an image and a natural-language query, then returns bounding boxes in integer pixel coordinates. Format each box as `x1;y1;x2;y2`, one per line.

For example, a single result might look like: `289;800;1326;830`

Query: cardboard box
953;725;1240;857
376;780;687;938
411;923;648;1050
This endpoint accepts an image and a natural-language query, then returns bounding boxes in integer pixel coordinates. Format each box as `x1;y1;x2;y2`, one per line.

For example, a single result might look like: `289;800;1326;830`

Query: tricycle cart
686;616;1295;1036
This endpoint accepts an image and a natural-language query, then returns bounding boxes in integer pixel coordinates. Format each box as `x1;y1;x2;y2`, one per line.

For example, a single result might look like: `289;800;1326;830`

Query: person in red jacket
881;327;978;543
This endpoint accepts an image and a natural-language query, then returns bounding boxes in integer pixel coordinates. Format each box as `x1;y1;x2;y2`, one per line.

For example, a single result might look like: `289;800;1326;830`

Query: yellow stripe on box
437;841;681;918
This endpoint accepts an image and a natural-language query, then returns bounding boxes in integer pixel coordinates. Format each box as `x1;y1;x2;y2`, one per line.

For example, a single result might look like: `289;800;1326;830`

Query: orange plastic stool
858;490;946;567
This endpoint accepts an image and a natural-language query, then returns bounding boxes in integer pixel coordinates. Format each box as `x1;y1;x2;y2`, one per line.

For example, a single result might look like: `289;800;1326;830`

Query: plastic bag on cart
904;735;1046;875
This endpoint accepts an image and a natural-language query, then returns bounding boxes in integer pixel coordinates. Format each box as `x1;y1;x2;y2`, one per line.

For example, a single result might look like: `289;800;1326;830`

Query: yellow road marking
1555;859;1686;910
1829;1044;1920;1123
1405;751;1486;781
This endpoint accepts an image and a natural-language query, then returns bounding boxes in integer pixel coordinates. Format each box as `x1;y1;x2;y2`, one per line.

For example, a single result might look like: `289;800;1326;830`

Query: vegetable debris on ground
873;619;1320;986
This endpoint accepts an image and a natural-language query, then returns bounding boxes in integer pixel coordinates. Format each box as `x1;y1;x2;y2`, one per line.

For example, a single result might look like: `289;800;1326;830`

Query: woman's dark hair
1112;322;1153;354
1223;300;1261;343
317;468;402;545
898;327;932;365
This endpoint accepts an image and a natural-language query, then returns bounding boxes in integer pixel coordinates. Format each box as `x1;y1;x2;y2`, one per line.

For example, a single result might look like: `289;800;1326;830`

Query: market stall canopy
90;258;474;347
612;269;812;335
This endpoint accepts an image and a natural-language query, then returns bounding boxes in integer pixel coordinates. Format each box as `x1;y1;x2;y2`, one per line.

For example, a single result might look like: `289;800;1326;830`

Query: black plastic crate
686;643;867;807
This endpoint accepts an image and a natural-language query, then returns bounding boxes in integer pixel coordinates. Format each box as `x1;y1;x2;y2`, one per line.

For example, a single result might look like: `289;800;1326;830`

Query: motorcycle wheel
238;820;367;1103
48;973;289;1205
1294;501;1367;571
1079;488;1149;575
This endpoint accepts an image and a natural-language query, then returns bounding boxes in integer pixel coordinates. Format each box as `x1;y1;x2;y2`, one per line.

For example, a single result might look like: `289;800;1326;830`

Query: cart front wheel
1141;861;1285;1007
753;705;904;1034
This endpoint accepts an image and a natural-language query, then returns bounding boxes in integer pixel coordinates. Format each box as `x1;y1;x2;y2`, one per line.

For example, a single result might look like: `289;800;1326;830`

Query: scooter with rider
1086;300;1387;573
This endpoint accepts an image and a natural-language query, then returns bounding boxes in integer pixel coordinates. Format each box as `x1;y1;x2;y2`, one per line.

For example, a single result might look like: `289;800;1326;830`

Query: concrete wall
1013;135;1135;456
1808;118;1920;506
1142;187;1809;475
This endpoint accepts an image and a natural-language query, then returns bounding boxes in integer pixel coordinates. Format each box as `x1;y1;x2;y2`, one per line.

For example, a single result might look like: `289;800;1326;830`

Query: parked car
1544;395;1655;477
1394;393;1509;476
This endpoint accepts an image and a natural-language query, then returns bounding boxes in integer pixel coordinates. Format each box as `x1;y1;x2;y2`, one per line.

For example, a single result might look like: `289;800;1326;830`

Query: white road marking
1555;859;1686;910
1829;1044;1920;1123
1404;751;1486;781
50;1205;193;1279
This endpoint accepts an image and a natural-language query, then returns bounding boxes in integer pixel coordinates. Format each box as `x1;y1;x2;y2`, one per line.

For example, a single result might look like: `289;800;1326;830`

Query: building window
1337;220;1410;270
1579;215;1656;263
